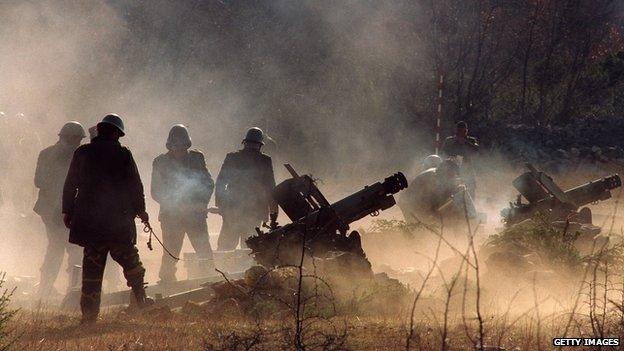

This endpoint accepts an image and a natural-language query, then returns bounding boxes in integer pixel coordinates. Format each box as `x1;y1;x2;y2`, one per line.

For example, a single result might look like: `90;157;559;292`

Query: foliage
420;0;624;128
367;219;427;239
0;273;16;351
487;216;583;269
587;239;624;273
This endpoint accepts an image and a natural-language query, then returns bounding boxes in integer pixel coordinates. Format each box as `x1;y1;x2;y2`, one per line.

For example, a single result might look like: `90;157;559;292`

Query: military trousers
217;211;263;251
39;215;82;295
81;244;145;320
158;214;213;282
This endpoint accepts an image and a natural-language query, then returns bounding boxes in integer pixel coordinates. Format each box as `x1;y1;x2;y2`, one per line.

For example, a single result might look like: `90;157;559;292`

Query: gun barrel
332;172;408;224
564;174;621;207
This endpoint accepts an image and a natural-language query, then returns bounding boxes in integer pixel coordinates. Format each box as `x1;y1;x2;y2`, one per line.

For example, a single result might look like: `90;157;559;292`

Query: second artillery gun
246;165;408;271
501;163;621;226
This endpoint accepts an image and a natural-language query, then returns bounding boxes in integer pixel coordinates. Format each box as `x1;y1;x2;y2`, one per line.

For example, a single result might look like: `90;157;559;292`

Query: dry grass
11;308;621;351
8;167;624;351
1;310;559;350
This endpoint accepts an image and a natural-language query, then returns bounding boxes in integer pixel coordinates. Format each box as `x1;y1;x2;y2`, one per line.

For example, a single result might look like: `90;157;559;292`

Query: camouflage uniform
215;148;276;250
441;135;479;197
63;136;147;321
34;141;82;294
80;244;144;318
151;150;214;281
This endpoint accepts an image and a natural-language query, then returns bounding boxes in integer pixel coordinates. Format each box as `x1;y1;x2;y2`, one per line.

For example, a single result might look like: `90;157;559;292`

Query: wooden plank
154;287;215;308
60;272;245;310
100;272;244;306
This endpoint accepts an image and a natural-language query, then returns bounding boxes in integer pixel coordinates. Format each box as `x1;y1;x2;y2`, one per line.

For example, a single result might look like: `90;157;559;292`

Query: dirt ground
5;165;624;350
8;310;568;350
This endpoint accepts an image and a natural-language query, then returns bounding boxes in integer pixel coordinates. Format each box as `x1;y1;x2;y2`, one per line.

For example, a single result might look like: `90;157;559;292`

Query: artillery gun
246;165;408;270
501;163;621;226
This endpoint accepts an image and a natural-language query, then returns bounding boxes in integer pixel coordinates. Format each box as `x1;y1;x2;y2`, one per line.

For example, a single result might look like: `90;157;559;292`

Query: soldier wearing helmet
441;121;479;198
398;158;474;223
151;124;215;282
215;127;278;250
34;121;86;297
422;154;443;171
63;114;152;323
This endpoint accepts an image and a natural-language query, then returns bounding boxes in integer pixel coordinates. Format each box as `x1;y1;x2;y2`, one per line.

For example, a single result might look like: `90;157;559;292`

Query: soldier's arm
62;150;80;215
150;157;165;204
34;150;47;189
198;153;215;206
127;150;146;215
189;151;214;207
266;158;279;215
214;154;232;208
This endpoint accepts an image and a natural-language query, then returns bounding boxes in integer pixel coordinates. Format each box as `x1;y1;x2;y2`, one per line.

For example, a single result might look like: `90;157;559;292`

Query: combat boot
130;284;154;309
80;315;98;325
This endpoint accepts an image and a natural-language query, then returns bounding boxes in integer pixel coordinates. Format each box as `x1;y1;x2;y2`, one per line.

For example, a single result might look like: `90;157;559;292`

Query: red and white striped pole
435;71;444;154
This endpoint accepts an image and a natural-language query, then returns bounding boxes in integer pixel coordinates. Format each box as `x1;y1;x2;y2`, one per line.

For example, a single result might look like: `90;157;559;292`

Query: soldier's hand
137;211;149;223
63;214;71;229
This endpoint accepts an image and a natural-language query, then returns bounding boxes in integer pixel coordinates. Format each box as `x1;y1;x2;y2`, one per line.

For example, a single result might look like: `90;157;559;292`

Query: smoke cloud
0;0;448;284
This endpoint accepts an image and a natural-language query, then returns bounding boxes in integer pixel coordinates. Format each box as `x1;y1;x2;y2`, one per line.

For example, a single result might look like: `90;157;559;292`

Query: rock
265;267;298;290
244;265;269;287
315;251;373;278
211;279;248;299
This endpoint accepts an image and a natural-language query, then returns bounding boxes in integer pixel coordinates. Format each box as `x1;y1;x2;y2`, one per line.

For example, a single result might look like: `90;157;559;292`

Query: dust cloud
0;0;440;283
0;1;608;317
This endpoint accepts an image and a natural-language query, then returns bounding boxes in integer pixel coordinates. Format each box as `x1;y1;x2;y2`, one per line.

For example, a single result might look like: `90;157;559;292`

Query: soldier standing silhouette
35;121;86;297
215;128;278;250
151;124;215;282
62;114;152;323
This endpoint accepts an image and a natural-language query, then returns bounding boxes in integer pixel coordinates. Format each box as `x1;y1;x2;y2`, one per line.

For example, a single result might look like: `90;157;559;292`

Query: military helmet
422;154;442;170
243;127;264;145
166;124;192;150
58;121;86;138
97;114;125;136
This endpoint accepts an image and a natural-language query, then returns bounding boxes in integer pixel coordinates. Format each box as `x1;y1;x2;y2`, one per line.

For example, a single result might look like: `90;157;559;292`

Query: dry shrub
0;273;17;351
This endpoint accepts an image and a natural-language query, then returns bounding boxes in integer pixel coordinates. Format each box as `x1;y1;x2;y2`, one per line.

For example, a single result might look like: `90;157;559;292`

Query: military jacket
34;142;77;216
215;148;276;219
151;149;214;217
62;137;145;246
441;136;479;163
